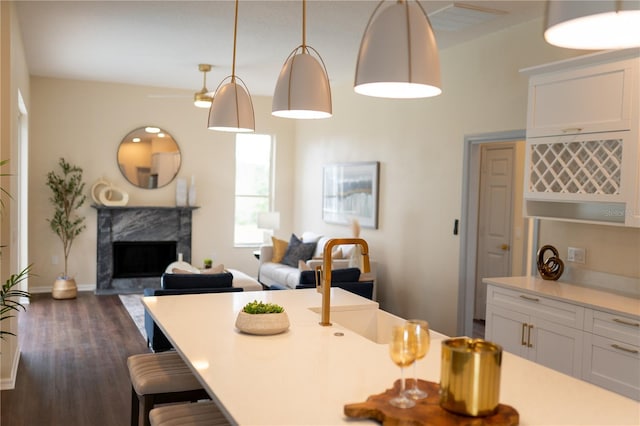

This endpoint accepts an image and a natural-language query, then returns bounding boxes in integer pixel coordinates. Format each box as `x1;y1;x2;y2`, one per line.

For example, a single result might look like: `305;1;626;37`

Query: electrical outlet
51;255;59;265
567;247;586;264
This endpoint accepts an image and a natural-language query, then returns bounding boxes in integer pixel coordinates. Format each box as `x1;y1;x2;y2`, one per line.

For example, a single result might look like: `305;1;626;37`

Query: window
234;133;274;246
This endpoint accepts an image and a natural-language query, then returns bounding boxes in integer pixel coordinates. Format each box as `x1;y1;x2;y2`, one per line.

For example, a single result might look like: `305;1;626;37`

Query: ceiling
15;1;545;98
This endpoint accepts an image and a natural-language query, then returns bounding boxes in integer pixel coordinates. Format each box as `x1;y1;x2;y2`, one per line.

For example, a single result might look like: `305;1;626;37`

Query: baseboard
0;343;21;390
29;283;97;294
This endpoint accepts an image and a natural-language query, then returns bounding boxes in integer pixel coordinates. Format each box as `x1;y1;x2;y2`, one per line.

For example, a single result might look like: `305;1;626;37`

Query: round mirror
117;126;181;189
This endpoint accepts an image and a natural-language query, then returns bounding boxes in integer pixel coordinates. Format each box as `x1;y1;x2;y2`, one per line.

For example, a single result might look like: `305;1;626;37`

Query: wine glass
404;319;430;400
388;325;416;408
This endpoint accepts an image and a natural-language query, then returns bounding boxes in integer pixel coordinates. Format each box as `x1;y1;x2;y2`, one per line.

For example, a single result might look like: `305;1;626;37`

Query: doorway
457;131;531;337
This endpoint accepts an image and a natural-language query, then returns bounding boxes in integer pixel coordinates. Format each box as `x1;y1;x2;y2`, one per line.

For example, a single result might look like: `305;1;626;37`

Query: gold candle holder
439;337;502;417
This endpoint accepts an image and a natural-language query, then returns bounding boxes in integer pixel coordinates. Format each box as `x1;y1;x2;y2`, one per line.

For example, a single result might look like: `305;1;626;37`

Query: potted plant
45;158;86;299
203;258;213;269
235;300;289;335
0;159;31;340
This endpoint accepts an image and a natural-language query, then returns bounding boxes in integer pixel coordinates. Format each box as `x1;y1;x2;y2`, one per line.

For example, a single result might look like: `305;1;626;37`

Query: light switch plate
567;247;586;264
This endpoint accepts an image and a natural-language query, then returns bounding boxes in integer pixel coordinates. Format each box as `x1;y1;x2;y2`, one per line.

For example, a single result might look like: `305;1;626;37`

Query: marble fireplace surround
94;205;198;294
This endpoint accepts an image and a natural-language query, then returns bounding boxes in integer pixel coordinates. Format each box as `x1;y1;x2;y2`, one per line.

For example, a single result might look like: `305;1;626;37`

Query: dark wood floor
1;292;150;426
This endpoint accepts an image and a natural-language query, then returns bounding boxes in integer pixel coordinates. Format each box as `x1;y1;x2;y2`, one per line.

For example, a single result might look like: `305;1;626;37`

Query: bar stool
149;401;231;426
128;351;209;426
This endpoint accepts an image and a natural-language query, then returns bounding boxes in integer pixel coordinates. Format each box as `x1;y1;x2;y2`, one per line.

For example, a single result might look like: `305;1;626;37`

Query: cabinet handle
562;127;583;133
521;323;527;346
527;324;534;348
612;318;640;328
611;344;639;355
520;295;540;302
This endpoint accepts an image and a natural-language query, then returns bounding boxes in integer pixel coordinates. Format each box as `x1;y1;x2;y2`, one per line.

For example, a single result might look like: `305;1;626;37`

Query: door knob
500;244;510;251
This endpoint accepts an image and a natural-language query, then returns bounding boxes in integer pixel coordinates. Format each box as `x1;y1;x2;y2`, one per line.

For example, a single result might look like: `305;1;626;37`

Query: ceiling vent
428;2;507;32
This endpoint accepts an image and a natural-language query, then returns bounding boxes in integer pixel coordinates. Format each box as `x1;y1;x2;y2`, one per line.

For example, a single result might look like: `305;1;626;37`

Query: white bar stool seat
149;401;231;426
128;351;209;426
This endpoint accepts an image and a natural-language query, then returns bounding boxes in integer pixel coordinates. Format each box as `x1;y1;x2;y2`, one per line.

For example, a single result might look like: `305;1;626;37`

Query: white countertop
483;276;640;318
143;288;640;425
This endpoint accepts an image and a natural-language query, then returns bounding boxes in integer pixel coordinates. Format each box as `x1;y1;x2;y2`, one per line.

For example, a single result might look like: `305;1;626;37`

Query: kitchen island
143;288;639;425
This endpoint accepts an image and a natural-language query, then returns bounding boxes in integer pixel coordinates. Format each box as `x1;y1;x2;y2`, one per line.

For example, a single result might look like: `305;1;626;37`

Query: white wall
28;78;296;292
291;18;605;336
1;1;31;388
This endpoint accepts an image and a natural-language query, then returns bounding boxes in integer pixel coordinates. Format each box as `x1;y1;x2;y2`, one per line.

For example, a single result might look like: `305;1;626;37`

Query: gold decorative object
439;338;503;417
537;245;564;281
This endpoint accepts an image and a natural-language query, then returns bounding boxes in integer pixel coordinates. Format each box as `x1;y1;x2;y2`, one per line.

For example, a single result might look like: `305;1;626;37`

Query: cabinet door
583;334;640;401
526;56;637;138
529;317;583;378
486;304;529;358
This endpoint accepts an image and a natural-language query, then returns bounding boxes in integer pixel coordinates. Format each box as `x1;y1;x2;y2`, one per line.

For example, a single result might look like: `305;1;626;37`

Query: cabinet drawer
488;286;584;329
585;309;640;346
582;334;640;401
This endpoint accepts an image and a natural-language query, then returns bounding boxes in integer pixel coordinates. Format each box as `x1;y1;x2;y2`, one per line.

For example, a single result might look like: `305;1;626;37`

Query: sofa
258;233;377;297
144;272;243;352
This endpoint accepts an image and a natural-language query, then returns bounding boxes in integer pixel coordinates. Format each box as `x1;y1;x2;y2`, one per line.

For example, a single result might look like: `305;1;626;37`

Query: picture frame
322;161;379;229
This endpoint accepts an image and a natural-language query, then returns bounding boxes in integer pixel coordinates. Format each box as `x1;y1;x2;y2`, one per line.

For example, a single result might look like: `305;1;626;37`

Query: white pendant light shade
545;1;640;50
207;79;255;133
272;50;332;119
355;1;442;99
207;0;255;133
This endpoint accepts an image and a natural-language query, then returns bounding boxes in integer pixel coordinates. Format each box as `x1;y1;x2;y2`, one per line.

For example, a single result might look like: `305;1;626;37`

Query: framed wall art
322;161;379;229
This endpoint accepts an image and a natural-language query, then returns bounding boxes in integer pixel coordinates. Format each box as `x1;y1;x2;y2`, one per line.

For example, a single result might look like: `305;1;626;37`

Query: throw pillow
332;247;343;259
301;231;323;243
202;264;225;274
271;236;289;263
281;233;316;267
172;267;196;274
298;260;311;271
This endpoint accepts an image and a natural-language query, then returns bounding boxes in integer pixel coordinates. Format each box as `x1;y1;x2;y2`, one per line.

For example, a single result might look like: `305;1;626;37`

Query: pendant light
544;0;640;50
354;0;442;99
208;0;255;132
272;0;332;119
194;64;213;108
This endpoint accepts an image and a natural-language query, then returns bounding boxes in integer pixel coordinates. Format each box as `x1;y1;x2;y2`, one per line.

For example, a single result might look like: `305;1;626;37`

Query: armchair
144;272;242;352
295;267;374;300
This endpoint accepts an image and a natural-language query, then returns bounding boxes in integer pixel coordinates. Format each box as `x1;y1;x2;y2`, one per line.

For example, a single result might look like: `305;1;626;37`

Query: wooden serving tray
344;379;519;426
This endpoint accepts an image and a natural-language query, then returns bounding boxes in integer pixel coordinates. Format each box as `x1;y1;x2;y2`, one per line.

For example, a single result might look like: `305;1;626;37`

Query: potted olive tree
46;158;86;299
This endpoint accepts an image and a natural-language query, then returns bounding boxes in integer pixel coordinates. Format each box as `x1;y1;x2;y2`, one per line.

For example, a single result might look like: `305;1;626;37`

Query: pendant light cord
403;0;412;83
231;0;239;81
302;0;307;52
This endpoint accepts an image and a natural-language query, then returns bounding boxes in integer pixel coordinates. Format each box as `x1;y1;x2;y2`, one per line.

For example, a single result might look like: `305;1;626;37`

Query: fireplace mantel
93;205;198;294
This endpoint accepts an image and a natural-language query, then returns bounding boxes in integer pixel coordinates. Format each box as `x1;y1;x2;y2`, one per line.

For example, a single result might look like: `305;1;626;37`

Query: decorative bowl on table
235;300;290;335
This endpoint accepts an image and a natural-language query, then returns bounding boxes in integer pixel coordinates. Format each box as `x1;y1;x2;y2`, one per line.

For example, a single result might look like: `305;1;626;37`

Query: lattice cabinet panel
528;138;623;195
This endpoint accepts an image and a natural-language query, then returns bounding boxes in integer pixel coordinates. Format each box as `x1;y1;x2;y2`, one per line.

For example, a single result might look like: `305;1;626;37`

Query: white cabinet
582;310;640;400
521;49;640;227
486;285;584;378
524;52;637;138
486;282;640;401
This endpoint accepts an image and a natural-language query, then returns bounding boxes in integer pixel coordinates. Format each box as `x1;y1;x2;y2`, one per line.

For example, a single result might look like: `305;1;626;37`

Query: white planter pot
235;311;290;335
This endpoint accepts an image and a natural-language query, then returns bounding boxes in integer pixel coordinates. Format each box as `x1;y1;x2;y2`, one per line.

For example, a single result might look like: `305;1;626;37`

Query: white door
474;145;514;320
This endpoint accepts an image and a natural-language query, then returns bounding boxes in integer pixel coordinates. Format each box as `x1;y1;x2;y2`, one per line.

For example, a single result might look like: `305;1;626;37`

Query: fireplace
93;206;198;294
113;241;177;278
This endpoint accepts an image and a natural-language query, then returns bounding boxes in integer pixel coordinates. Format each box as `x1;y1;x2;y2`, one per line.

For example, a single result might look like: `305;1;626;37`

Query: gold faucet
317;238;371;326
